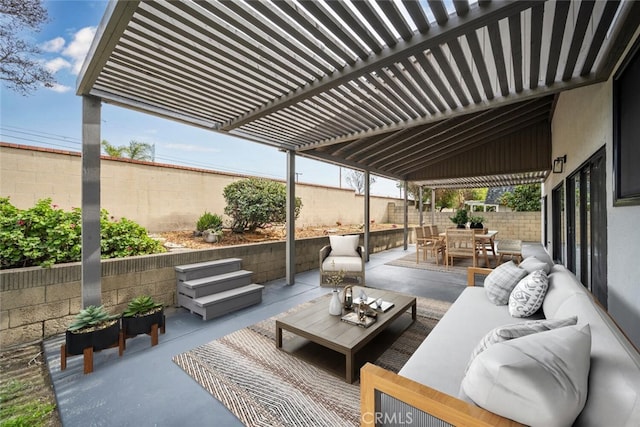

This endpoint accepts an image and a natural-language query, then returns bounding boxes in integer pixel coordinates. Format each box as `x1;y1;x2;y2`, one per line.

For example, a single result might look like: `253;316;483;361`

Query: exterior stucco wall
547;30;640;347
0;143;399;231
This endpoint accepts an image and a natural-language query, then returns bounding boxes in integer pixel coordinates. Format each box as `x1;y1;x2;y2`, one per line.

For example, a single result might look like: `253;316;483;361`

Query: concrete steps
175;258;263;320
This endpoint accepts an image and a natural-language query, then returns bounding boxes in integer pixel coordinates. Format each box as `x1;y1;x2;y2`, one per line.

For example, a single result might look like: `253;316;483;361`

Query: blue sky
0;0;402;198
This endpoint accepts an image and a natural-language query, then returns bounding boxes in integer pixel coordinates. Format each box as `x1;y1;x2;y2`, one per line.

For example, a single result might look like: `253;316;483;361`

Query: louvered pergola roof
78;0;640;188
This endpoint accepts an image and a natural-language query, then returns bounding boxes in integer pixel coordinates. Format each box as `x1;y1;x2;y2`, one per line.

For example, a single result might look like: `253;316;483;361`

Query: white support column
286;150;296;285
403;180;409;250
419;186;424;226
81;96;102;307
364;171;370;262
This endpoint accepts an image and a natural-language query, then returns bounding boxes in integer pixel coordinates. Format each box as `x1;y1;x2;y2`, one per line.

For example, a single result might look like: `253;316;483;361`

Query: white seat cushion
322;255;361;272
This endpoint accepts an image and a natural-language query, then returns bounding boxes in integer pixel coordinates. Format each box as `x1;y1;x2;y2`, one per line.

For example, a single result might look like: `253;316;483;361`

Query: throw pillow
509;270;549;317
465;316;578;372
462;324;592;427
484;261;528;305
520;256;551;274
329;235;359;257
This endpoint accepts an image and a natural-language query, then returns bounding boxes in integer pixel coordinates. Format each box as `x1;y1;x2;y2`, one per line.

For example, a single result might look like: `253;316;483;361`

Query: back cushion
543;268;587;319
329;234;360;256
519;256;551;274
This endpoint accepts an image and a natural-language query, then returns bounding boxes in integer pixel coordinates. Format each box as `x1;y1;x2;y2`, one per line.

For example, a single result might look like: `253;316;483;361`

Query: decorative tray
341;312;377;328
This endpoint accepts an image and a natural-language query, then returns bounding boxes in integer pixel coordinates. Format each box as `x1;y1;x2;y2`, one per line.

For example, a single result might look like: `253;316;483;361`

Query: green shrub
223;178;302;233
449;209;469;226
0;197;165;269
196;211;223;232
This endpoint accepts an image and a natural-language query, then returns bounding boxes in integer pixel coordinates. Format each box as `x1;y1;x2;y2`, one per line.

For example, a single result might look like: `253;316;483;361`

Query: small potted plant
61;305;121;373
469;215;485;230
449;209;469;229
121;295;165;347
202;228;223;243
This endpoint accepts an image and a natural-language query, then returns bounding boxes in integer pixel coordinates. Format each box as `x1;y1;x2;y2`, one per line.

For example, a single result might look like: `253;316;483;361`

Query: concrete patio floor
44;243;547;426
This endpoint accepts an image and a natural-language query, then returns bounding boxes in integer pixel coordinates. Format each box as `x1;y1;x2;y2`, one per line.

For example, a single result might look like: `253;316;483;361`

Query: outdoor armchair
319;235;365;286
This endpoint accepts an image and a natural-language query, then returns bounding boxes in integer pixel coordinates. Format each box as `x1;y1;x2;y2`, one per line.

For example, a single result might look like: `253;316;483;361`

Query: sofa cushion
484;261;528;305
462;324;592;427
399;287;540;397
519;256;551;274
542;264;587;319
509;270;549;317
322;255;361;272
465;316;577;372
328;235;359;257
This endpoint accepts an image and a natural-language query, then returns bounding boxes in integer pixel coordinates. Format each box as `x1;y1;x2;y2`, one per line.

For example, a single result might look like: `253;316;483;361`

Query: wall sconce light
553;155;567;174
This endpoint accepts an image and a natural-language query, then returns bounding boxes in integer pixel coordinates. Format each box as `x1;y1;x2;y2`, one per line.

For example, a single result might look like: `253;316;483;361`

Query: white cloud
62;26;97;75
48;83;72;93
165;143;220;153
45;57;71;73
41;37;66;53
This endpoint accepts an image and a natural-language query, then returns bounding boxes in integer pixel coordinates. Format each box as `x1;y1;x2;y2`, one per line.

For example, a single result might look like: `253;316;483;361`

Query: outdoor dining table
439;229;499;268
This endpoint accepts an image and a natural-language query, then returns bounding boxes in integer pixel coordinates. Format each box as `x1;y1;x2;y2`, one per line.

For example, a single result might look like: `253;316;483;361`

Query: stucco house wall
546;29;640;347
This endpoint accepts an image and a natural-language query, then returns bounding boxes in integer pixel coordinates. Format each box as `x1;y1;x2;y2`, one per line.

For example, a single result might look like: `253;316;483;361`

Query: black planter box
122;308;164;337
64;320;121;356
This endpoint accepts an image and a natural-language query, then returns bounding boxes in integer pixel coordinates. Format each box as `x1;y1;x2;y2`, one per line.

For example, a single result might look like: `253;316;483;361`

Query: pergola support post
81;96;102;307
286;150;296;285
364;171;370;262
403;180;409;250
419;186;424;226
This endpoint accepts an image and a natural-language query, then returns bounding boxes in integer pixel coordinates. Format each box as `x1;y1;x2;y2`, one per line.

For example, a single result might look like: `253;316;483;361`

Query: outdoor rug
385;251;485;274
172;296;451;427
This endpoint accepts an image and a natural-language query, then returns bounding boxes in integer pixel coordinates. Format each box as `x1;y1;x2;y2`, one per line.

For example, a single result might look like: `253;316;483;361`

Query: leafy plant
223;178;302;233
123;296;163;318
67;305;118;332
0;197;165;269
196;211;223;232
501;184;542;211
469;215;485;225
449;209;469;226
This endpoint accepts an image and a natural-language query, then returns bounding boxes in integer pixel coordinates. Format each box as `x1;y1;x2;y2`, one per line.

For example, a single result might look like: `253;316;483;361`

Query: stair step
178;270;253;298
178;284;264;321
175;258;243;282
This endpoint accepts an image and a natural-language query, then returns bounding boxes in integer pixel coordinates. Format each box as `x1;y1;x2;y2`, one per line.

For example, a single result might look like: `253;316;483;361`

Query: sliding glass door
566;148;607;307
552;184;565;264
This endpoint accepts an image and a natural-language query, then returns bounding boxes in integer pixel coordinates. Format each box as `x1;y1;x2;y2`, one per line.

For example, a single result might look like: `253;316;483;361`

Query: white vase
329;290;342;316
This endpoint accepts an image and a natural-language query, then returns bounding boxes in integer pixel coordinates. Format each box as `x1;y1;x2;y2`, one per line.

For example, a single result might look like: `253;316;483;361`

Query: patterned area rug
173;296;451;427
385;251;484;274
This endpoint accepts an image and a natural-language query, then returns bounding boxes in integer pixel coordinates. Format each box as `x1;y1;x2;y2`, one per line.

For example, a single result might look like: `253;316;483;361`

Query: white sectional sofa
361;257;640;426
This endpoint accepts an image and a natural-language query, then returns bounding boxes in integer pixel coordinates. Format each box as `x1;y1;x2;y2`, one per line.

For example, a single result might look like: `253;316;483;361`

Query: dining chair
445;228;480;267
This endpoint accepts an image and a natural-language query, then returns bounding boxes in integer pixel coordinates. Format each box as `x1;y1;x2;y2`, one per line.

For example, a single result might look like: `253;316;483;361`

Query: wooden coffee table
275;287;416;383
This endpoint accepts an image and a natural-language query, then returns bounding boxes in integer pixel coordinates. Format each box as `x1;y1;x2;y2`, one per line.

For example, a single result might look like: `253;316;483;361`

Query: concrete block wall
0;143;400;232
387;204;541;242
0;228;407;348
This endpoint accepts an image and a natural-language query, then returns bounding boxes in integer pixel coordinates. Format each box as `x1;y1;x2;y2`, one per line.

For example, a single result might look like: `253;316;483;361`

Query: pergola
76;0;640;304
